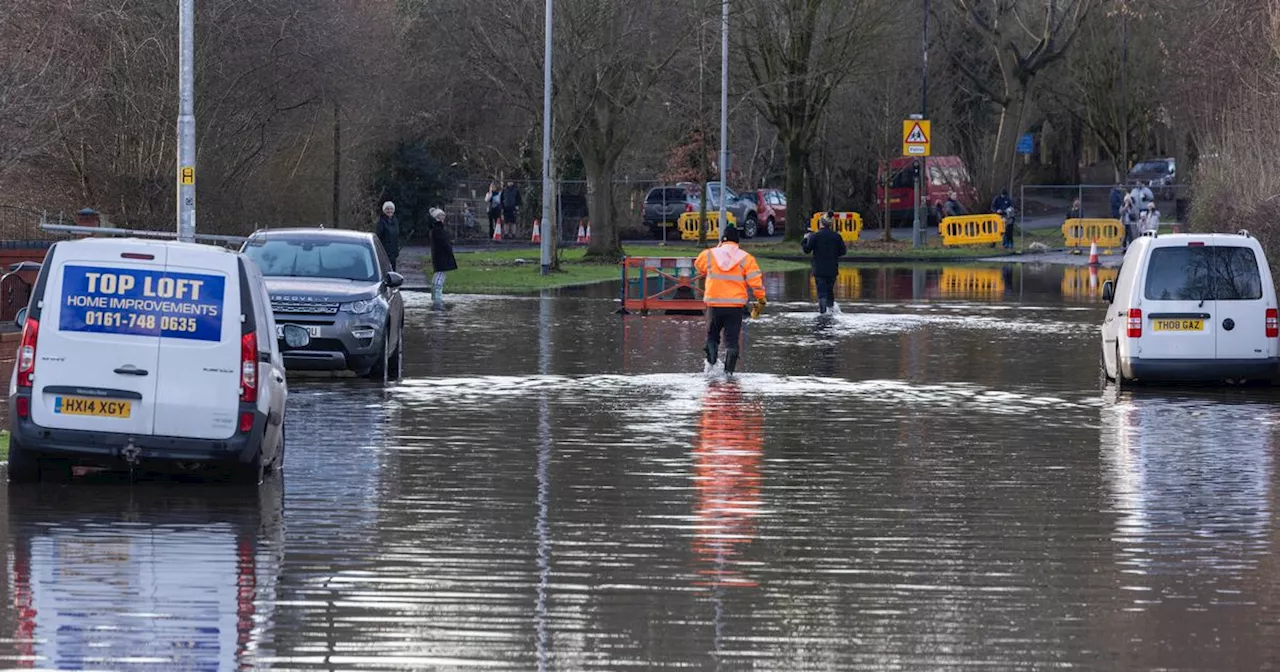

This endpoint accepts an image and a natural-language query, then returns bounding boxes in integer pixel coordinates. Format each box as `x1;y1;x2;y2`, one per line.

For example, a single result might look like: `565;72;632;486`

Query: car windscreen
243;239;378;282
1144;245;1262;301
1132;160;1170;174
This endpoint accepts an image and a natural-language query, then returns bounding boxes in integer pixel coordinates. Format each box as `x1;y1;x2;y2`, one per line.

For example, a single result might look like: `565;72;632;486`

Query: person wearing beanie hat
427;207;457;310
376;201;400;270
802;211;846;314
695;224;767;375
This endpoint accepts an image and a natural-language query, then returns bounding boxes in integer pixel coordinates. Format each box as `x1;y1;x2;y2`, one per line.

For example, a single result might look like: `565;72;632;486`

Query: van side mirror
1101;281;1115;303
13;307;26;329
385;271;405;288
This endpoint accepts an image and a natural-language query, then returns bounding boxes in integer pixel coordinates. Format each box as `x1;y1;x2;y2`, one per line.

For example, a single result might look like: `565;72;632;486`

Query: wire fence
1015;184;1191;248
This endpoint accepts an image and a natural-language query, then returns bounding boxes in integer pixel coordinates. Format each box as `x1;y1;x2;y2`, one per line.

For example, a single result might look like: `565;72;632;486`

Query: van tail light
1127;309;1143;338
240;332;257;403
17;317;38;388
1267;308;1278;338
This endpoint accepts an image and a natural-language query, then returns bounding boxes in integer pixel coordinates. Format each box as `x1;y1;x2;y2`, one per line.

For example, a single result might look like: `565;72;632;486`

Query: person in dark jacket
427;207;458;310
801;212;847;314
1109;184;1125;220
990;189;1013;214
500;181;521;234
376;201;400;270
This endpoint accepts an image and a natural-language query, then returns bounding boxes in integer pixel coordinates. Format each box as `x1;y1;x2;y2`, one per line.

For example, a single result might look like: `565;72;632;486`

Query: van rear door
1138;242;1217;360
32;241;166;436
1208;242;1274;361
151;245;242;440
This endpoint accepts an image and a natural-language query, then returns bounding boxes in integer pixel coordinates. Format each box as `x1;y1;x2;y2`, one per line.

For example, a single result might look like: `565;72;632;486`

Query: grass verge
442;245;809;294
0;430;9;462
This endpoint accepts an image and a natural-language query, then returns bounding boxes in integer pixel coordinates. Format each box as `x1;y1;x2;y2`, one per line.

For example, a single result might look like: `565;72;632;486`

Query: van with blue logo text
6;238;294;483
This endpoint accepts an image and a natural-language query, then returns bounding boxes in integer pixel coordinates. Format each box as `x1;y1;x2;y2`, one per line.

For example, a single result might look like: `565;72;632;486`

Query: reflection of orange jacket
695;242;766;308
692;383;764;589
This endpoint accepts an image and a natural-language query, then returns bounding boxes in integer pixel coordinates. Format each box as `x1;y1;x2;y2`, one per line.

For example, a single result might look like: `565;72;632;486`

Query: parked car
875;155;979;226
1128;157;1177;199
754;189;787;236
703;182;762;238
240;228;405;382
7;237;291;483
642;185;698;239
1100;231;1279;384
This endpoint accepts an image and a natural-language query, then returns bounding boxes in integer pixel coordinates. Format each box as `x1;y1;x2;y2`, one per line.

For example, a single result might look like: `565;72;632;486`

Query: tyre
367;329;389;383
387;320;404;381
7;437;39;483
229;453;263;485
267;426;285;475
766;218;777;236
743;215;759;239
1114;345;1128;389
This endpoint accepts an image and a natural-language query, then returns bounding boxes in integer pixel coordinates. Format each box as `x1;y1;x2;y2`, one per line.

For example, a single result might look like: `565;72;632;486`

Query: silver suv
240;228;405;382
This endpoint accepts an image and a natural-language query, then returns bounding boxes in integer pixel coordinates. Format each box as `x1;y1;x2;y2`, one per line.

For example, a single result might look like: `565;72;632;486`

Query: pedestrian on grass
486;182;503;237
376;201;400;270
427;207;458;310
1067;197;1082;220
1144;202;1161;235
1109;184;1125;219
501;181;521;235
944;192;966;218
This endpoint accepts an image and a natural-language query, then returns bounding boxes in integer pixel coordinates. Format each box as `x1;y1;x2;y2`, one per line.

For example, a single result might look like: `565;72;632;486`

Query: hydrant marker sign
59;265;225;342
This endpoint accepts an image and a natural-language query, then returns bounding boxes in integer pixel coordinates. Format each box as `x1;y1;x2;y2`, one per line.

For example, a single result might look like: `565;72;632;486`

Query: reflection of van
1101;232;1280;383
7;238;290;482
875;156;980;225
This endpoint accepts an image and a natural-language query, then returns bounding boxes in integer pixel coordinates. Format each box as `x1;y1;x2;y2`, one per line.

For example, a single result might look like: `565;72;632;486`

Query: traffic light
911;160;921;180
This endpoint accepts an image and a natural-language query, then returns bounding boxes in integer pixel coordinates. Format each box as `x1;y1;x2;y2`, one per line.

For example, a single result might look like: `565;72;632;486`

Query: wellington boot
723;348;739;375
704;342;718;366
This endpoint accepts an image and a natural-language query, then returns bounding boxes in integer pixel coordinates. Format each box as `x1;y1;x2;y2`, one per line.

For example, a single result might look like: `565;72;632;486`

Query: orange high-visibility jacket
695;242;766;308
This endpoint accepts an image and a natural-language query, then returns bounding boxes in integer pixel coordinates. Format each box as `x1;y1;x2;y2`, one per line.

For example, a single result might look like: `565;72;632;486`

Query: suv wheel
368;329;390;384
744;215;759;239
766;218;777;236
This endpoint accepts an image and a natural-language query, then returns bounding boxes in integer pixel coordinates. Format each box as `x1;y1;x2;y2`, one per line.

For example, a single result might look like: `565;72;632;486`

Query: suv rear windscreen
647;188;688;204
1144;245;1263;301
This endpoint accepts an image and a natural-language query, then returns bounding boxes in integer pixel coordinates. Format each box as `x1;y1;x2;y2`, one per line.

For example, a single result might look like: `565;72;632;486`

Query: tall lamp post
177;0;195;242
540;0;554;274
717;0;729;231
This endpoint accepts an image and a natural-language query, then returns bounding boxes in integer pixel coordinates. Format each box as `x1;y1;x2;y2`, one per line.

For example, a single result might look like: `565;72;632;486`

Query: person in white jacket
1143;202;1161;234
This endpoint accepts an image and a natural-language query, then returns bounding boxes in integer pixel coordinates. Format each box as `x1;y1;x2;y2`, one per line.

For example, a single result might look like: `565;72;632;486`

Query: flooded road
4;263;1280;670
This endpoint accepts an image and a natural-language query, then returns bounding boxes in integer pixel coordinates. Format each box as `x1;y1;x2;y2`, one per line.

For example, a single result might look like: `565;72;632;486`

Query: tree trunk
584;153;623;260
783;138;809;242
989;84;1029;198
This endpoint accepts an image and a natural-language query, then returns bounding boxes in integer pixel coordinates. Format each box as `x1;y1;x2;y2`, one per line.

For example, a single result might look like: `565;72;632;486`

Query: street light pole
718;0;729;232
540;0;554;274
1120;4;1129;182
177;0;196;243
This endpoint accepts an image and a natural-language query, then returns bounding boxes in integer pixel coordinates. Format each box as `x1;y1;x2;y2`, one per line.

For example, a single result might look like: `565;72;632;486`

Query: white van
7;238;294;482
1101;232;1280;384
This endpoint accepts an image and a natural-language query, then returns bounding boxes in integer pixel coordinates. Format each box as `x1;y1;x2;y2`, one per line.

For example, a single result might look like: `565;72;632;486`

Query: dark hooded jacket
376;213;400;259
802;226;846;277
429;220;458;273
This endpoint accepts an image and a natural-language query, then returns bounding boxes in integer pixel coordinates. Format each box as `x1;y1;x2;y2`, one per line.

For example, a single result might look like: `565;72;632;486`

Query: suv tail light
240;331;257;403
1127;309;1143;338
17;317;38;388
685;203;693;213
1267;308;1278;338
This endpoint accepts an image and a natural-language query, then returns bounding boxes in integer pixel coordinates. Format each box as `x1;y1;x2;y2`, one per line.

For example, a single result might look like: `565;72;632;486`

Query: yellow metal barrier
1061;266;1119;301
808;212;864;244
678;211;736;241
938;214;1005;247
1062;218;1124;249
939;267;1005;300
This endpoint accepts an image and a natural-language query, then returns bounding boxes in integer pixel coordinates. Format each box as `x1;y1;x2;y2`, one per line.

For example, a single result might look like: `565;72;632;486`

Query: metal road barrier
618;256;707;314
677;211;735;242
1061;266;1119;301
808;212;864;243
1062;218;1124;249
939;267;1005;300
938;214;1005;247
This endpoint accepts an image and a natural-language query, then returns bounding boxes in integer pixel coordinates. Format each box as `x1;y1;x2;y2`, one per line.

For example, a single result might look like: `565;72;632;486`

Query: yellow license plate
54;396;132;418
1152;319;1204;332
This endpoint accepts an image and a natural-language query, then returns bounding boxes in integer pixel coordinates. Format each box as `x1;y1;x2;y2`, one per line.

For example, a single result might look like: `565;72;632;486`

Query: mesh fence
1016;184;1191;248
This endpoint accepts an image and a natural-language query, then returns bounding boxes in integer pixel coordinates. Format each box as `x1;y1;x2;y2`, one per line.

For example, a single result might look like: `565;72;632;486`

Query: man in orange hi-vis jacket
695;225;766;374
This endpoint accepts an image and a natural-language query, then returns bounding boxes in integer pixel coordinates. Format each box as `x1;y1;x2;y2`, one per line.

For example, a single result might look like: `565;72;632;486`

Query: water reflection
692;382;764;590
5;479;283;670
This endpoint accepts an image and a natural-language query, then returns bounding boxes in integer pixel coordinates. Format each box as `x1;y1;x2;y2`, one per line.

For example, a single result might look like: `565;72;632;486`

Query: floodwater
4;263;1280;670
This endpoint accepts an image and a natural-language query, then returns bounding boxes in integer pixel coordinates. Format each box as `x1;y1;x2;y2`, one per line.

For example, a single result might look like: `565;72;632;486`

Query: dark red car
754;189;787;237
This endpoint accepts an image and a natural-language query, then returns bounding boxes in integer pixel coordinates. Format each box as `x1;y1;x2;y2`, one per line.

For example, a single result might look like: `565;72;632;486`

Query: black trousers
706;306;744;351
488;210;500;237
814;274;836;311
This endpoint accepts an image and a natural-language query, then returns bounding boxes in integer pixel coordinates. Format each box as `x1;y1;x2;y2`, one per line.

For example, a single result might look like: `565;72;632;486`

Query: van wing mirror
14;307;26;329
1101;280;1115;304
385;271;405;288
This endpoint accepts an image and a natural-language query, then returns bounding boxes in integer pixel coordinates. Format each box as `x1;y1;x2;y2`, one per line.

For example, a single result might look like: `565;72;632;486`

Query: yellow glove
750;297;766;319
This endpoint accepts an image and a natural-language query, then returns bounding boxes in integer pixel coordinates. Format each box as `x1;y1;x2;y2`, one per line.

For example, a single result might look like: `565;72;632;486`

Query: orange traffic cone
531;219;541;243
576;222;587;244
1088;240;1099;266
585;222;592;243
493;221;503;242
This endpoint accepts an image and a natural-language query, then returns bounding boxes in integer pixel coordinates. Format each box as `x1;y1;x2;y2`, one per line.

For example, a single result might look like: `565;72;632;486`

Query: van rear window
1144;246;1262;301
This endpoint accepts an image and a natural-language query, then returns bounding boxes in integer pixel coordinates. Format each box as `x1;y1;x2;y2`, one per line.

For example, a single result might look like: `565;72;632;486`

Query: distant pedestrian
802;212;847;315
501;181;522;234
1144;202;1161;234
1109;184;1125;220
1129;183;1154;215
1067;197;1082;220
427;207;458;310
944;191;966;218
1120;195;1139;248
376;201;400;270
486;182;502;237
990;189;1012;214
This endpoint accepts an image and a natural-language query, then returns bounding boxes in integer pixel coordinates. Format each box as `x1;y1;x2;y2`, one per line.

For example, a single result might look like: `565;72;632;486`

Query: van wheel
7;438;40;483
229;453;263;485
266;427;285;474
1114;345;1128;389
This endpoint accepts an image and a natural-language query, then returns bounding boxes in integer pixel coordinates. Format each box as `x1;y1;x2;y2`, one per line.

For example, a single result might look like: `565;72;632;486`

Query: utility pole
915;0;929;248
540;0;554;273
1120;4;1129;182
176;0;196;242
332;100;340;229
717;0;729;232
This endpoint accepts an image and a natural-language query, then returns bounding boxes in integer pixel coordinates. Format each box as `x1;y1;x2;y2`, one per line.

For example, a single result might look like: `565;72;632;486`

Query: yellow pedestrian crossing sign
902;119;931;157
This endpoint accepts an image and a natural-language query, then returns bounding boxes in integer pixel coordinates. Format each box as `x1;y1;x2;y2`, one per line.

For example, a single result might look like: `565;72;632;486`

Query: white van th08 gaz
1101;232;1280;384
7;238;293;483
